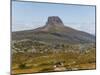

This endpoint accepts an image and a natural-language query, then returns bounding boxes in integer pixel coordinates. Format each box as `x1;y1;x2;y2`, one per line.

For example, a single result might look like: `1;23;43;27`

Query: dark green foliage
19;63;27;69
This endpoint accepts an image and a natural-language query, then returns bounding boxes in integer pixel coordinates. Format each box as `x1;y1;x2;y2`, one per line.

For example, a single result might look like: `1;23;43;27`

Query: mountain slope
12;16;95;44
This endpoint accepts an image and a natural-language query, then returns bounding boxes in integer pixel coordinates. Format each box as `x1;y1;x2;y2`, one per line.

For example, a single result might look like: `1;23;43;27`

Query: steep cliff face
33;16;65;32
46;16;64;27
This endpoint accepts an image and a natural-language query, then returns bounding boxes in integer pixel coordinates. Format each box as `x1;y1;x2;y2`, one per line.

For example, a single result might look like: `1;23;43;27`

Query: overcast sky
12;1;96;35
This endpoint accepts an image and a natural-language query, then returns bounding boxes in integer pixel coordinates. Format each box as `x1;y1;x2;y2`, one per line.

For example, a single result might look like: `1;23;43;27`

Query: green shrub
19;63;27;69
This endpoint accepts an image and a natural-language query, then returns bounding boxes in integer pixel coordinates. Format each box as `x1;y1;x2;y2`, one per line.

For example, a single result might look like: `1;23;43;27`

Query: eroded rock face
46;16;64;27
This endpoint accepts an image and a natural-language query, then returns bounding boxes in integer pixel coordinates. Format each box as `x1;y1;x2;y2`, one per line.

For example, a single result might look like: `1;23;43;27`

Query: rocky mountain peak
46;16;64;27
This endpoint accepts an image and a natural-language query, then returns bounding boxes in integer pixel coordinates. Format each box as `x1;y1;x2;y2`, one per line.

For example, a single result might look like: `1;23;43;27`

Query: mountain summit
46;16;64;27
33;16;65;32
12;16;95;43
34;16;75;32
